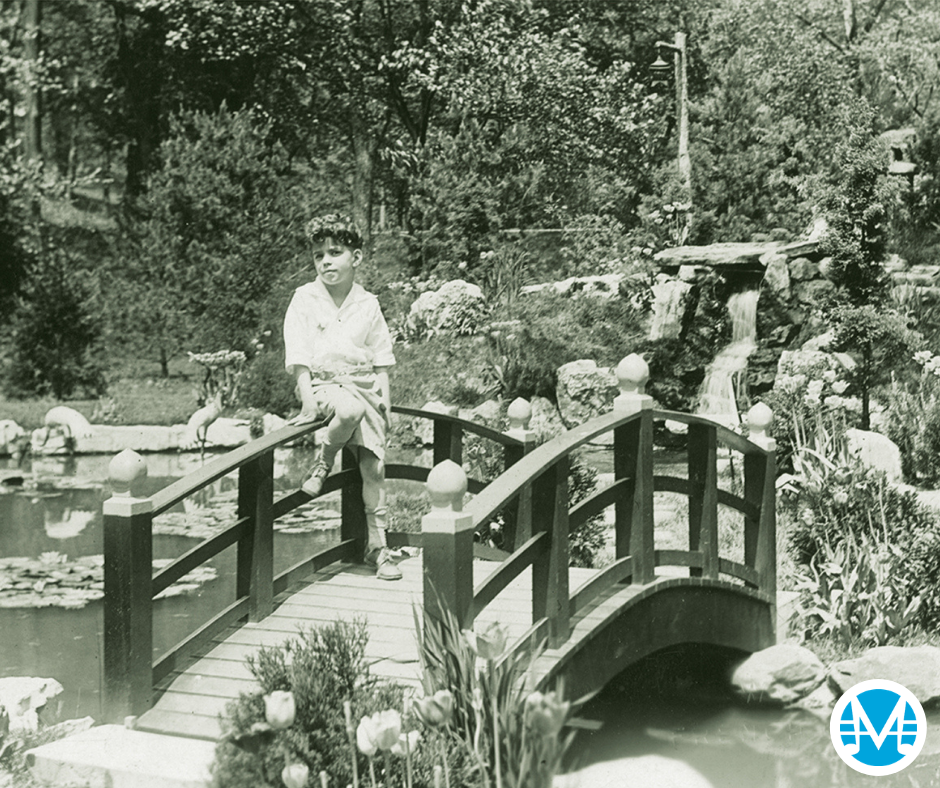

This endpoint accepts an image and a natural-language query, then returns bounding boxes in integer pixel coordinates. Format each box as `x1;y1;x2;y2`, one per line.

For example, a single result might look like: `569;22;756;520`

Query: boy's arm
293;366;320;421
374;366;391;418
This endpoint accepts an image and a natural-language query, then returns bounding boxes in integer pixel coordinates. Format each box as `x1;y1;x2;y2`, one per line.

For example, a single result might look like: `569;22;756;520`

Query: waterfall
696;289;760;426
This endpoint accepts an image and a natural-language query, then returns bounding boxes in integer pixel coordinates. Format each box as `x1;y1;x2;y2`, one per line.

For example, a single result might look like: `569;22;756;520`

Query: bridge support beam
237;450;274;622
103;450;153;723
532;457;570;647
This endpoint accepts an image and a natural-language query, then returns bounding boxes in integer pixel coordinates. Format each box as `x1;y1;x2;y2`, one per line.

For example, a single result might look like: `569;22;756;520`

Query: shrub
3;248;106;399
237;350;298;418
882;351;940;487
213;619;414;788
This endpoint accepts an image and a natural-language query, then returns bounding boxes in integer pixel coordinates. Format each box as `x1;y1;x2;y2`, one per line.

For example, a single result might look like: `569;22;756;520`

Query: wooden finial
108;449;148;497
616;354;649;396
506;398;532;431
747;402;775;449
426;460;468;512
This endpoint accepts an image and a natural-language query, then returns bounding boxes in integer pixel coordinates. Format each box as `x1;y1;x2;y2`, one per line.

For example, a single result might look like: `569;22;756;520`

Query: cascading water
696;289;760;425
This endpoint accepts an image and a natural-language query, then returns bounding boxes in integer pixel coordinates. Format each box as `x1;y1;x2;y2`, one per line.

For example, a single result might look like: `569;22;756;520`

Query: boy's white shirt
283;278;396;376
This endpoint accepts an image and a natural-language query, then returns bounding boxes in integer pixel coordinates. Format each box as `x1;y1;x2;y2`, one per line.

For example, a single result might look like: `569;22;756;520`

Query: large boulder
845;429;903;482
0;420;25;456
555;755;713;788
0;677;64;733
649;276;693;340
555;360;618;428
831;646;940;706
761;251;791;299
530;396;566;442
405;279;487;339
730;644;826;705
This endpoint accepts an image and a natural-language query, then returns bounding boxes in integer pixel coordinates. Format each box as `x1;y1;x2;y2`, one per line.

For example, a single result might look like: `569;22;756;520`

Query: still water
572;644;940;788
0;448;337;722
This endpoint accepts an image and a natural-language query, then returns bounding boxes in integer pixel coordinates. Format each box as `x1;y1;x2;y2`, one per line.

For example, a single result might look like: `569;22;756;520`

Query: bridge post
502;397;537;550
102;449;153;723
237;449;274;622
745;404;777;599
422;461;474;627
433;408;463;466
613;354;655;584
341;447;367;561
531;456;570;647
688;423;719;579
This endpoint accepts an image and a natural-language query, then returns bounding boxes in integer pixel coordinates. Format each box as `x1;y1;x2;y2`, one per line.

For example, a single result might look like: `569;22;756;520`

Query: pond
571;644;940;788
0;448;341;723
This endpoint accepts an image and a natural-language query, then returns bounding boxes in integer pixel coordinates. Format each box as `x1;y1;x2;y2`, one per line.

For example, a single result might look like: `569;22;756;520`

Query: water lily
464;621;508;661
357;709;402;756
263;690;296;729
282;762;310;788
390;729;421;757
414;690;454;728
524;691;569;737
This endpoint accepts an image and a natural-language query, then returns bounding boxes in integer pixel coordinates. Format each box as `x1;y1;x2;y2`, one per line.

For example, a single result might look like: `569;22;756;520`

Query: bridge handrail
102;402;537;724
422;357;776;656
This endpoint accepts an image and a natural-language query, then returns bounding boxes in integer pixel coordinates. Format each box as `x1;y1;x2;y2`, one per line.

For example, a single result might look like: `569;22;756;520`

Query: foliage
882;351;940;487
112;106;309;369
415;602;572;788
213;619;416;788
815;103;892;305
824;303;915;429
2;247;106;400
237;349;298;418
188;350;245;410
791;530;921;648
781;438;940;633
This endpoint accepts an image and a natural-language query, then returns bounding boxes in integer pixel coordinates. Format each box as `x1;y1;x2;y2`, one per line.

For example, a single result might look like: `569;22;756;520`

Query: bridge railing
422;353;776;654
101;405;534;724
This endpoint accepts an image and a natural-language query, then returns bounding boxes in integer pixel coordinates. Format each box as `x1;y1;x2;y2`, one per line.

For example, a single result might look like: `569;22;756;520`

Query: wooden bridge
101;354;777;742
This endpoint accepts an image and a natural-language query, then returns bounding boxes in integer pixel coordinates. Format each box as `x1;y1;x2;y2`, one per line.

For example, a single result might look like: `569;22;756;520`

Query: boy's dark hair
304;213;363;250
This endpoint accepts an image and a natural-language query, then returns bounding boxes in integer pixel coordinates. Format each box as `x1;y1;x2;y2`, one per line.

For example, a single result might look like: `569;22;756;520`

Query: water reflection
0;449;340;722
571;644;940;788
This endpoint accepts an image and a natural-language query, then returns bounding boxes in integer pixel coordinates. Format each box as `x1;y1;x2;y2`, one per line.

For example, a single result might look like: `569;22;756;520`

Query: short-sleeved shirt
283;279;395;378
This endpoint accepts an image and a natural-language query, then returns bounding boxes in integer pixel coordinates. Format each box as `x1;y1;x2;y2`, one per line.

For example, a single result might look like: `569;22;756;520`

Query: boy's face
311;236;361;291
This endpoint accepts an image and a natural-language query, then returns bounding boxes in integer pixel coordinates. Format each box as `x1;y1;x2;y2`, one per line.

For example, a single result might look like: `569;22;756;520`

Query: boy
283;214;401;581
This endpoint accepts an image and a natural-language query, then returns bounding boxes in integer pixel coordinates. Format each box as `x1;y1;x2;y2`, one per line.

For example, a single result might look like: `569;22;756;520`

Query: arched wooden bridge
101;356;777;741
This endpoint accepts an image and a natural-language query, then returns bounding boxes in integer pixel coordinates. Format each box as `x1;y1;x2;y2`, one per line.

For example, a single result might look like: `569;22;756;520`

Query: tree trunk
349;111;378;246
23;0;42;165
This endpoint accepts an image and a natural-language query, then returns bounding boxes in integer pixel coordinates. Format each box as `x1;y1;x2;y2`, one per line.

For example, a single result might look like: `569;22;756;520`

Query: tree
113;106;310;373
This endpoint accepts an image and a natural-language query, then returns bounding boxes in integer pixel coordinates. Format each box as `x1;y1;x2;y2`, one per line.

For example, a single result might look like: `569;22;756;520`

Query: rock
0;677;64;733
262;413;288;434
521;274;623;299
788;257;818;281
0;420;25;456
792;279;835;304
554;755;714;788
530;397;565;442
43;407;93;439
413;401;458;446
405;279;487;339
776;348;852;381
761;251;791;299
730;644;826;705
460;399;502;428
800;332;833;352
649;276;693;340
555;360;618;428
845;428;903;482
790;681;838;720
831;646;940;706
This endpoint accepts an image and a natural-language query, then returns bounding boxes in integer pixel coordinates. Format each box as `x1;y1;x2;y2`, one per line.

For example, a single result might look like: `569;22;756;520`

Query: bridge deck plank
137;555;596;742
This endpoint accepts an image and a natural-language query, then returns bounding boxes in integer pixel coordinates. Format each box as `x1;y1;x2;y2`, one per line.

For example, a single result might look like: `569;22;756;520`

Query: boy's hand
289;408;321;426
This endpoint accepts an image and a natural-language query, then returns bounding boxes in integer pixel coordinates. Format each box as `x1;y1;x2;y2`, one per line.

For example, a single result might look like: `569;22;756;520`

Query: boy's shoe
301;456;331;498
365;547;402;581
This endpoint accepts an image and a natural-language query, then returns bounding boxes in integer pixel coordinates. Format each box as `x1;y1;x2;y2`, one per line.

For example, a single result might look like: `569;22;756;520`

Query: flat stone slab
655;240;818;268
26;724;215;788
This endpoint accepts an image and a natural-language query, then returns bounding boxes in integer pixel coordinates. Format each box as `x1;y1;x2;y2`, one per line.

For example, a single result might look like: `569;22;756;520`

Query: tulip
414;690;454;728
390;729;421;757
264;690;296;730
524;690;569;738
357;709;402;755
282;762;310;788
464;621;508;661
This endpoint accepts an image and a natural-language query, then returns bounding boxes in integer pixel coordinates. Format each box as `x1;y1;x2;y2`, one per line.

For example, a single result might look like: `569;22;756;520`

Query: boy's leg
359;450;401;581
302;386;366;497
